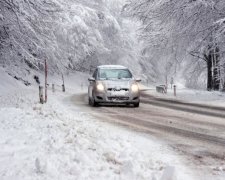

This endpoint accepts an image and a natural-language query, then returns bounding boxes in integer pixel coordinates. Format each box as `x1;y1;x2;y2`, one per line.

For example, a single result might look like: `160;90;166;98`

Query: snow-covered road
70;92;225;180
0;84;194;180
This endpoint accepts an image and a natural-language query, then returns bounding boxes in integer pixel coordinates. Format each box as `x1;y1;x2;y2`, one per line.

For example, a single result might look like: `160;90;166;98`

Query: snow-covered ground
143;83;225;107
0;69;195;180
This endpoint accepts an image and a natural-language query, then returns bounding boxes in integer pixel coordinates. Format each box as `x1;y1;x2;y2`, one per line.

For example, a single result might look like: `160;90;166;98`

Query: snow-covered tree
126;0;225;90
0;0;144;81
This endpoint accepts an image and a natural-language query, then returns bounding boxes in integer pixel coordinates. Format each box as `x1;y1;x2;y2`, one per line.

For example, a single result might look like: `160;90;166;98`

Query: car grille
108;97;129;101
107;88;129;91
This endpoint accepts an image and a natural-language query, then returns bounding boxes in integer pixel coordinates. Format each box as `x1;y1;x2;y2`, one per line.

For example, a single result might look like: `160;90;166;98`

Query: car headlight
96;83;105;91
131;84;139;92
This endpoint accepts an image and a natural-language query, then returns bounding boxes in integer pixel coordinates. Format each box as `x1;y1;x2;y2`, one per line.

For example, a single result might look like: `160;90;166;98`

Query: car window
99;69;132;80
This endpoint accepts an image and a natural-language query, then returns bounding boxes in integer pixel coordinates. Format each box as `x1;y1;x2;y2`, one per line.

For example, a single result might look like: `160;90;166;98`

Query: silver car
88;65;141;107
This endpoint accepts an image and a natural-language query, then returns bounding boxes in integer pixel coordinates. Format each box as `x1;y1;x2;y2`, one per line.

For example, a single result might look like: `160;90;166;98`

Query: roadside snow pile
0;74;193;180
172;89;225;107
149;84;225;107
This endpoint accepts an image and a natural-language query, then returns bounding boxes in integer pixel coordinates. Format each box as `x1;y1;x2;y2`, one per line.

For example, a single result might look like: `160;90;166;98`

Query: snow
145;83;225;107
98;65;127;69
0;0;145;79
0;69;194;180
0;13;3;20
0;67;25;95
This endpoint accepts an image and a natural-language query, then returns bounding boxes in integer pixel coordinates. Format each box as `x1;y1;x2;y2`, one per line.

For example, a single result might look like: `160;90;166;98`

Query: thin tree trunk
213;47;220;90
206;53;213;91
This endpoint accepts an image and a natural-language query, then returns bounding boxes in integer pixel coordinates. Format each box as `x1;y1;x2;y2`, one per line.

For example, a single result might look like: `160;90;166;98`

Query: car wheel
89;94;98;107
92;99;98;107
133;102;139;108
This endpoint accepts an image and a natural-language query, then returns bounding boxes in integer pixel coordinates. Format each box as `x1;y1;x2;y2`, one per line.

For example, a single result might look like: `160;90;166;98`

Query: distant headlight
97;83;105;91
131;84;139;92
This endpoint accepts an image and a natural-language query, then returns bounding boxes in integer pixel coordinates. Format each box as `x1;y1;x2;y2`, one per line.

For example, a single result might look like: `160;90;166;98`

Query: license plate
110;91;126;96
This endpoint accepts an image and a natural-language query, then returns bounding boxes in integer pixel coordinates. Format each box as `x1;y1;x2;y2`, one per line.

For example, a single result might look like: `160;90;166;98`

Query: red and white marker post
45;59;48;103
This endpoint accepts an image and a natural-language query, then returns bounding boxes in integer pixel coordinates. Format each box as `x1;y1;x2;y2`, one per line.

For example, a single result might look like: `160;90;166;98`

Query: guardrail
156;85;167;94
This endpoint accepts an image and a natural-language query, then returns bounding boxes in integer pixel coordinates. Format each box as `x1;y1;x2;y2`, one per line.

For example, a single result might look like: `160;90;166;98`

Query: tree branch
188;51;207;62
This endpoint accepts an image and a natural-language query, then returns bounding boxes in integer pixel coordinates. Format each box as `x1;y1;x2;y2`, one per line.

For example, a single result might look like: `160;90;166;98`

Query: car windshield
99;68;132;80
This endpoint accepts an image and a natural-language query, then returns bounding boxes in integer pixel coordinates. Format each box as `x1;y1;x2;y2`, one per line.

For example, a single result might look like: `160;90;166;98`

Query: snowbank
147;86;225;107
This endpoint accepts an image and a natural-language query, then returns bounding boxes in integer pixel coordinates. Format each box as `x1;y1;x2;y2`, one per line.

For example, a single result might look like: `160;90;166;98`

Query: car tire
89;94;98;107
133;102;139;108
92;99;98;107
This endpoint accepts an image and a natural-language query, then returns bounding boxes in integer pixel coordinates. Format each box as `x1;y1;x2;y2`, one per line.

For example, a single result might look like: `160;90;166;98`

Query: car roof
97;65;128;69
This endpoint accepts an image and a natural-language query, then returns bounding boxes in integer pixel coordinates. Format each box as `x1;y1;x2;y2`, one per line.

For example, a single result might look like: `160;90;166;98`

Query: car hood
102;80;134;89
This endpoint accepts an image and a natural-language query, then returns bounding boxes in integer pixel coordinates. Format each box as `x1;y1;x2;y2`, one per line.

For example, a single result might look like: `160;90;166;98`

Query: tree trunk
206;53;213;91
213;47;220;90
222;82;225;92
205;46;220;91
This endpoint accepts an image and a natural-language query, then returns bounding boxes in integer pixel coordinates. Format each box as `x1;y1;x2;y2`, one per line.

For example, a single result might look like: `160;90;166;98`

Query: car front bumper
94;90;140;104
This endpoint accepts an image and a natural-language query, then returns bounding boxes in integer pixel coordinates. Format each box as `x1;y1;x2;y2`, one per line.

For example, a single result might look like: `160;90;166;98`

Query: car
88;65;141;107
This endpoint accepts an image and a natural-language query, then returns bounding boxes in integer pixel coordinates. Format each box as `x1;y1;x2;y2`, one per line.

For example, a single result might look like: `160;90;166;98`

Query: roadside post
45;59;48;103
39;86;44;104
62;84;65;92
62;74;65;92
170;77;174;89
165;76;168;94
173;85;177;96
52;84;55;93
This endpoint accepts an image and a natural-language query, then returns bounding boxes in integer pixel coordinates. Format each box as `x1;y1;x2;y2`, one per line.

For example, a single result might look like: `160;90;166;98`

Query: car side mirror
135;78;141;82
88;77;95;82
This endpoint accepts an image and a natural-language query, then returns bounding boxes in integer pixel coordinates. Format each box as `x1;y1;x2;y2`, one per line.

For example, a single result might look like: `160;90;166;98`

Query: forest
126;0;225;90
1;0;225;90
